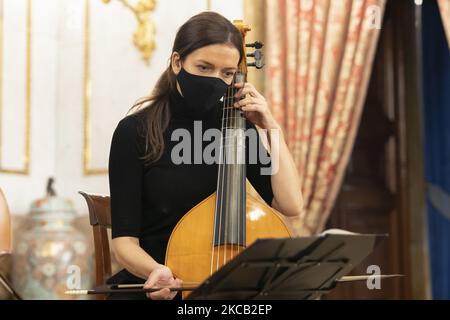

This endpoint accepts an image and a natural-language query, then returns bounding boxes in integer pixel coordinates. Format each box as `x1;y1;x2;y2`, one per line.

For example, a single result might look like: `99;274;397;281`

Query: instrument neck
214;73;247;247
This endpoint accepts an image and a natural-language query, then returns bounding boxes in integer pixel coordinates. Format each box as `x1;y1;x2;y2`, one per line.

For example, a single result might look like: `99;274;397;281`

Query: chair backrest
0;188;21;300
79;191;112;300
0;188;12;254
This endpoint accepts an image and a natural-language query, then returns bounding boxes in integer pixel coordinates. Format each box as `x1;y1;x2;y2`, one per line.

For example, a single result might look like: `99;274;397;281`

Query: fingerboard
213;73;247;247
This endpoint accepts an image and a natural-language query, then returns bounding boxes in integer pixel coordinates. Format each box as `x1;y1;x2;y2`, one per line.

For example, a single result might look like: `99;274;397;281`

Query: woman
108;11;303;300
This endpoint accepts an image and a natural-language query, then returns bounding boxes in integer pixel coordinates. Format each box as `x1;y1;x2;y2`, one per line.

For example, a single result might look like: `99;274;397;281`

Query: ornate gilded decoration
102;0;157;65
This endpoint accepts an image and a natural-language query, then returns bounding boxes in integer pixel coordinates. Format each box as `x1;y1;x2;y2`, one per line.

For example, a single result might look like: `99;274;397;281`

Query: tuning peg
246;41;264;49
248;60;265;69
246;50;263;60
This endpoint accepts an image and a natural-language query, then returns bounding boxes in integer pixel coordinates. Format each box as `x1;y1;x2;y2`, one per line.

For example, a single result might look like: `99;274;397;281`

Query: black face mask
176;67;229;116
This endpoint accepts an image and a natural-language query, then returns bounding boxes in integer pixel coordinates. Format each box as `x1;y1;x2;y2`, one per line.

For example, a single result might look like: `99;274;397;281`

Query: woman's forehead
187;44;240;68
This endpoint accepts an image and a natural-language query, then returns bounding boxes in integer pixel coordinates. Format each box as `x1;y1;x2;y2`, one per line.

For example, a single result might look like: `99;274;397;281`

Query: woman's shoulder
113;112;146;142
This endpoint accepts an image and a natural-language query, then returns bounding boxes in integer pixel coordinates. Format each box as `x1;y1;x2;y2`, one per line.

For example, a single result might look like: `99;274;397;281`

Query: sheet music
320;228;360;235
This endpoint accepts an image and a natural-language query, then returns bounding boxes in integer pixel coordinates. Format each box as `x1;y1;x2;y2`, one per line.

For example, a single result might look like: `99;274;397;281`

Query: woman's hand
233;82;304;218
144;265;182;300
233;82;280;131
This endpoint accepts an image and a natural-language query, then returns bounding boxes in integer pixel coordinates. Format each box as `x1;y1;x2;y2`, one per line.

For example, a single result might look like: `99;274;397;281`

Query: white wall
0;0;243;216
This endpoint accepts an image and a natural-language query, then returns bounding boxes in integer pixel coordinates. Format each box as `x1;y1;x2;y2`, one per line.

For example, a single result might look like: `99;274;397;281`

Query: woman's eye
224;72;235;77
198;65;209;71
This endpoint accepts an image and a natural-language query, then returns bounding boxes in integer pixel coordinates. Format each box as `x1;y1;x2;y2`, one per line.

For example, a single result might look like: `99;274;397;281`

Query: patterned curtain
437;0;450;48
265;0;386;235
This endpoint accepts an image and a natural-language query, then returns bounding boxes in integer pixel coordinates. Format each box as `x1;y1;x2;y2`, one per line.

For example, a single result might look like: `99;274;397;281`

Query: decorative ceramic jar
12;179;93;299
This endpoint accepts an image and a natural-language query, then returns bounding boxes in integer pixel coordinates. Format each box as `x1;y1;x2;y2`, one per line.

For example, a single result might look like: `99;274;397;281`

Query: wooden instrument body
165;190;292;298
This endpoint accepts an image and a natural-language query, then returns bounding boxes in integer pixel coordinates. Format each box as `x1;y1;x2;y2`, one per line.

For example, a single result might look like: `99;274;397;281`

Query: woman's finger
243;83;260;97
234;82;260;98
234;96;256;108
145;275;167;289
241;104;261;112
148;288;171;300
234;87;252;98
234;88;244;98
144;276;157;289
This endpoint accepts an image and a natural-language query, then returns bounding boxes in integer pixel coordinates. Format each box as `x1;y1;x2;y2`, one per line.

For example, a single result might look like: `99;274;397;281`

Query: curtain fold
265;0;386;235
437;0;450;49
422;0;450;300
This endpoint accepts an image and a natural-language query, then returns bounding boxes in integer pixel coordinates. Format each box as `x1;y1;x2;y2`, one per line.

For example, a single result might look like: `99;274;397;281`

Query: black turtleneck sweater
107;88;273;297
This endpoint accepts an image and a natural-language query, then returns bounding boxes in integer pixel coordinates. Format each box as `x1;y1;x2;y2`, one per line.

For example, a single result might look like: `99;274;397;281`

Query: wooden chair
0;188;11;255
0;188;21;300
79;191;112;300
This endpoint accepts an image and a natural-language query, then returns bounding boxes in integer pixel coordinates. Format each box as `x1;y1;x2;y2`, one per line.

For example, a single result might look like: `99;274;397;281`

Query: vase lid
28;178;76;216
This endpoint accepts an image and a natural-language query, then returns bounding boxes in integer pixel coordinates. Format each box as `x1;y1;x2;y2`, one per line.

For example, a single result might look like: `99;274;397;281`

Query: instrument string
233;74;245;254
230;76;236;266
211;73;247;272
219;78;234;272
232;74;241;264
223;76;235;269
211;79;229;275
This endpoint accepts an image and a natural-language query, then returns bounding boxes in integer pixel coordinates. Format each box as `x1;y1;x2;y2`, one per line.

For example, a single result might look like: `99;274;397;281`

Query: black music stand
187;233;387;300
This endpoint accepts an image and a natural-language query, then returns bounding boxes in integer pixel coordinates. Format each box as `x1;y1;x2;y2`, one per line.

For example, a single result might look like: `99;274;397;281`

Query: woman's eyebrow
197;59;237;71
197;59;214;66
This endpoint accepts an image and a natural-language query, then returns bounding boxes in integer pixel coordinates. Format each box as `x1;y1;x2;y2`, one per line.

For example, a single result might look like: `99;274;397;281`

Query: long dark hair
130;11;244;164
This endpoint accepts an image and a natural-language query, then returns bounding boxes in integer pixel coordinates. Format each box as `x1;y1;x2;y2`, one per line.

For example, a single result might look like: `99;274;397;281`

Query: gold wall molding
0;0;32;175
83;0;106;175
84;0;157;175
102;0;157;65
